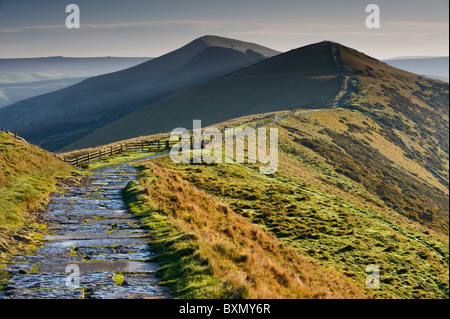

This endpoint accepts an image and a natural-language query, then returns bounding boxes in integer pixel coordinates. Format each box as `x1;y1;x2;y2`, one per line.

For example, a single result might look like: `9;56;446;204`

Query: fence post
165;140;169;150
87;153;90;162
99;150;102;159
110;147;113;156
76;157;79;166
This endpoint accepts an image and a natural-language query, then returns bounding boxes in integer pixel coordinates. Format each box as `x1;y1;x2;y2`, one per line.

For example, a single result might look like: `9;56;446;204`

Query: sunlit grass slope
0;132;73;265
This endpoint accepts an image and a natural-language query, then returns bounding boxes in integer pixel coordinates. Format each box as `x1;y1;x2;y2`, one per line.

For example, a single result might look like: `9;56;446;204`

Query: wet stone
1;159;170;299
13;255;83;263
89;286;170;299
38;261;159;273
43;215;82;223
1;288;84;299
5;272;115;289
49;223;112;234
44;232;148;242
87;218;140;227
47;202;127;212
89;252;154;262
1;263;32;273
123;273;160;286
116;244;152;254
76;246;116;256
44;237;150;248
36;247;72;256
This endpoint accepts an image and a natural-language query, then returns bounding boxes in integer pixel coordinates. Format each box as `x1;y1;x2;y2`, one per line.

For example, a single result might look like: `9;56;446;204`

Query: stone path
1;157;171;299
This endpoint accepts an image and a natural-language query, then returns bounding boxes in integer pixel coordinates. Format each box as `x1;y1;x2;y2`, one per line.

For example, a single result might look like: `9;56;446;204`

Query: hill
0;76;86;109
69;41;449;232
0;57;152;108
66;41;343;150
0;36;279;151
119;109;448;298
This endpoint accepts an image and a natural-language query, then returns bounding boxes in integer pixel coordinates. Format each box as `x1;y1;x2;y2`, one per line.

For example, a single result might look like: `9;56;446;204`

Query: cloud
0;20;256;33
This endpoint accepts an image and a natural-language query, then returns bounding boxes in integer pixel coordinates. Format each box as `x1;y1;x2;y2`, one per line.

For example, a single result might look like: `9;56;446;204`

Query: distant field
0;75;87;109
0;57;152;108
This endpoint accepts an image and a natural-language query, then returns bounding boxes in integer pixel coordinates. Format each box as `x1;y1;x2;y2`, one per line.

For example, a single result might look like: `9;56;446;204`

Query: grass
123;164;368;299
140;106;448;298
88;150;162;170
105;100;448;299
115;104;447;299
0;132;75;269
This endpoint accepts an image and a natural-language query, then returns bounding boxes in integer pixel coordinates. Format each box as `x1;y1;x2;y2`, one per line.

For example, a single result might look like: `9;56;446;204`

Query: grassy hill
0;36;279;151
121;109;448;298
124;160;368;299
65;41;343;151
71;41;448;298
0;132;74;268
0;38;447;299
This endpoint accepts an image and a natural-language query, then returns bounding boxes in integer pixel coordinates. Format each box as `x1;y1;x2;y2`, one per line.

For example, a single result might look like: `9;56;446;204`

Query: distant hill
0;57;152;77
67;41;343;150
383;57;449;82
0;36;279;151
67;40;449;234
0;76;87;109
0;57;152;108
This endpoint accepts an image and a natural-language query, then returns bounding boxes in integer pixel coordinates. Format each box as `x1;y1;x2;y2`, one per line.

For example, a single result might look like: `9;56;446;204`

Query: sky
0;0;448;60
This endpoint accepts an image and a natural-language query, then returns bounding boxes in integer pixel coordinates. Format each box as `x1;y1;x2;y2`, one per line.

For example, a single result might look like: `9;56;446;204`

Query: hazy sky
0;0;448;59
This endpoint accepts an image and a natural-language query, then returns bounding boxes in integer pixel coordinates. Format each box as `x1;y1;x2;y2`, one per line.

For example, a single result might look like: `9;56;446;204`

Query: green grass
123;164;368;299
123;173;227;299
112;104;448;299
0;132;75;268
87;150;162;170
155;154;448;299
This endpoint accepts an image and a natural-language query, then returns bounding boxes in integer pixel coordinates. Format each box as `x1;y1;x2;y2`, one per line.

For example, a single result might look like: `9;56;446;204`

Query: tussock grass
0;132;74;267
124;163;367;299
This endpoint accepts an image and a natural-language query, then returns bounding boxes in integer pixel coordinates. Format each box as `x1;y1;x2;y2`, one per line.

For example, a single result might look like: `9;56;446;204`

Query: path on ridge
1;155;171;299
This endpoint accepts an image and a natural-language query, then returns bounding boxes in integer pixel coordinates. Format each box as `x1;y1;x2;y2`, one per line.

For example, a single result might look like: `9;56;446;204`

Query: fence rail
1;128;28;143
60;134;213;167
62;137;180;167
1;127;221;167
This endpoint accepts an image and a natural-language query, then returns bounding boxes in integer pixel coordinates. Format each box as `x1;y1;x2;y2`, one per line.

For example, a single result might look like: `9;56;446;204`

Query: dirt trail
1;157;171;299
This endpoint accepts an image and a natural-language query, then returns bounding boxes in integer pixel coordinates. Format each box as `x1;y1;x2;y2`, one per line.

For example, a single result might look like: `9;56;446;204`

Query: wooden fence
1;127;222;167
61;134;216;167
62;137;178;167
1;128;28;143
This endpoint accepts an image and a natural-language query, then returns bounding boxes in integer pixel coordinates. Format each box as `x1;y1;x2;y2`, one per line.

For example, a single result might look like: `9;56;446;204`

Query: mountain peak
189;35;280;58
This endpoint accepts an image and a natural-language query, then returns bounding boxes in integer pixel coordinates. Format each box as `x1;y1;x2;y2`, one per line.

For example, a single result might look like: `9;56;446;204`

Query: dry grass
133;160;367;299
0;132;74;266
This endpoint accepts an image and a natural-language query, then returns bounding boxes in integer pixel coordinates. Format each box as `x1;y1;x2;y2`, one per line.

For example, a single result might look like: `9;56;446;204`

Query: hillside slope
132;109;448;298
0;57;152;108
66;41;343;150
0;132;73;268
0;36;279;151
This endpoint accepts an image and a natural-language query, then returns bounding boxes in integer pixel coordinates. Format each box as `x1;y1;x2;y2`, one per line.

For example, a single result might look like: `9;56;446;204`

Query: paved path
1;157;171;299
